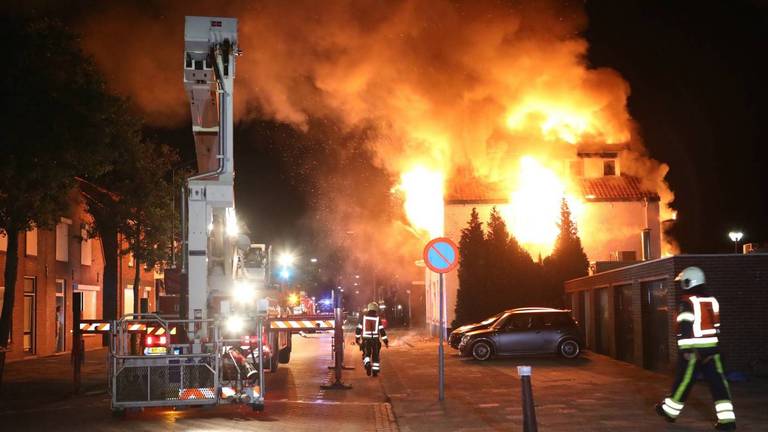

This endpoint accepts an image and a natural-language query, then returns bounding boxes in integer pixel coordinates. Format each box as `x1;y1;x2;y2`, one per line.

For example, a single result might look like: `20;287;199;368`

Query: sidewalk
0;348;108;412
381;329;768;431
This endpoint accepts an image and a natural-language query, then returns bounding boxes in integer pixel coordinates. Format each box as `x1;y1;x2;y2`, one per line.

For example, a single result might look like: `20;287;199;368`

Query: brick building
0;193;156;361
564;254;768;373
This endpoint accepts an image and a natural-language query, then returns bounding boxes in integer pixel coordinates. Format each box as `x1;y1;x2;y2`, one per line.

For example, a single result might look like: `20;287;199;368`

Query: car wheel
471;340;493;361
558;339;580;359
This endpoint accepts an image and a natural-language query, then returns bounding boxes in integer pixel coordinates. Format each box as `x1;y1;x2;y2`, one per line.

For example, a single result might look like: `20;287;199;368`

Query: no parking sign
423;237;459;274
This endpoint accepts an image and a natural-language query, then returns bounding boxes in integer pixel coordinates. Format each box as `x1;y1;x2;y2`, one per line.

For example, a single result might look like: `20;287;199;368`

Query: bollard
517;365;538;432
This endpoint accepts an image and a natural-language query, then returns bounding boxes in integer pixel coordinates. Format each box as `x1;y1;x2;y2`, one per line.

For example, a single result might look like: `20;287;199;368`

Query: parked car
448;308;555;349
458;308;582;360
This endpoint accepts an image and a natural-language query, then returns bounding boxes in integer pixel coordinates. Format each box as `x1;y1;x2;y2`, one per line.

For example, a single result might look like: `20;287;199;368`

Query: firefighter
655;266;736;430
355;302;389;376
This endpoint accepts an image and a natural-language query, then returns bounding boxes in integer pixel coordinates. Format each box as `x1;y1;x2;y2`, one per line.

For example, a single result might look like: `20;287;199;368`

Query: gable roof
580;175;660;202
445;179;508;205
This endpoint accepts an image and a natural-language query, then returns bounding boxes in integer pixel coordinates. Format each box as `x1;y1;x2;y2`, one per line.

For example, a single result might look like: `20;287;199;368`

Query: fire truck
107;16;292;414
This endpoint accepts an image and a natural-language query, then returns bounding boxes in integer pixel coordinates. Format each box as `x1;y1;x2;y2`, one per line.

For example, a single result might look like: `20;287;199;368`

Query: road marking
477;403;500;408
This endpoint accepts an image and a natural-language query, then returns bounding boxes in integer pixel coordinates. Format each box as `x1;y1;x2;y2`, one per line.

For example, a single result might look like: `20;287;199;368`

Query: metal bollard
517;365;538;432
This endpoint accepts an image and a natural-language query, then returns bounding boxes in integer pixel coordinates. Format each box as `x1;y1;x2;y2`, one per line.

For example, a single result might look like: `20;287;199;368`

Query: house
424;145;663;336
0;189;157;361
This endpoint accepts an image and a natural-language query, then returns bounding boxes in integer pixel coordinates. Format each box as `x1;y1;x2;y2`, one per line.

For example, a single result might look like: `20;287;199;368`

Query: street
0;332;396;431
3;329;767;431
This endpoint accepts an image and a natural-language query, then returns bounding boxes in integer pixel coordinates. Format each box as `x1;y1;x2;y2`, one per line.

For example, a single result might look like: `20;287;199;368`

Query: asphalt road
1;332;397;431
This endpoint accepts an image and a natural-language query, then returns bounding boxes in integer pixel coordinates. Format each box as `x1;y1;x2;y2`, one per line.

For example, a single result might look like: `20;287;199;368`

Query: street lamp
278;252;296;267
728;231;744;254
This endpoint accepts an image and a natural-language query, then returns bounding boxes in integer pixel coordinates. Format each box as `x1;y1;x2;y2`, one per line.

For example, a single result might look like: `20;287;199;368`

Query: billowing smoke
79;0;676;270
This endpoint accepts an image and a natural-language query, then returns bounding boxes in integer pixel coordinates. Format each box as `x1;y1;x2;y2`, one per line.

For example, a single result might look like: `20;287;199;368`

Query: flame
396;166;445;239
505;99;629;145
501;157;583;257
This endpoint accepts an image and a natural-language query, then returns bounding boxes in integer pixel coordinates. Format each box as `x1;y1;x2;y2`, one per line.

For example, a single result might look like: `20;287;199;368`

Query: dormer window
603;159;616;176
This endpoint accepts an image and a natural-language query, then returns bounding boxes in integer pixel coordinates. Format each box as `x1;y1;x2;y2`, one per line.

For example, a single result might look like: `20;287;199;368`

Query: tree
0;18;113;386
486;207;540;310
543;198;589;306
82;132;177;316
454;208;485;327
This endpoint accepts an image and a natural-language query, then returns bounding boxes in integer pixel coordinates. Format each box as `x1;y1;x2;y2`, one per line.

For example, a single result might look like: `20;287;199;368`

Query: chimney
641;229;652;261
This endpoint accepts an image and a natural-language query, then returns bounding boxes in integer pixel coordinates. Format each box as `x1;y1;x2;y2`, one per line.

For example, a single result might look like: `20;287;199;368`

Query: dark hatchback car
458;309;582;360
448;308;556;349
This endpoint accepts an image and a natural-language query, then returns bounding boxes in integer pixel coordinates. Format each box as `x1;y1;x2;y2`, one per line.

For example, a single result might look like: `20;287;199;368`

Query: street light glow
278;252;296;267
728;231;743;242
225;208;239;238
232;281;256;303
280;268;291;280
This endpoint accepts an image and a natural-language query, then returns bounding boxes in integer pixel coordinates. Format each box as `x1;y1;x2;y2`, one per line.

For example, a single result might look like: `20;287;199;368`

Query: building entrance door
614;284;635;363
55;279;66;352
593;288;610;355
23;277;36;354
642;280;670;371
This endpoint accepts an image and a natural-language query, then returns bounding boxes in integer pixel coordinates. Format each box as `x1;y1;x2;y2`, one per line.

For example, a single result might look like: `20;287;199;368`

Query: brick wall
565;254;768;373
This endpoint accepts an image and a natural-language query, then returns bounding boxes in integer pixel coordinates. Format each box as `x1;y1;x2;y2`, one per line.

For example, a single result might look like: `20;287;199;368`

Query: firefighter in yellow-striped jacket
355;302;388;376
656;267;736;430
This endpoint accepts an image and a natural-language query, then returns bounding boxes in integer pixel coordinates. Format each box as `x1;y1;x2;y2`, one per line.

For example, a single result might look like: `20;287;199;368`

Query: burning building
423;144;665;336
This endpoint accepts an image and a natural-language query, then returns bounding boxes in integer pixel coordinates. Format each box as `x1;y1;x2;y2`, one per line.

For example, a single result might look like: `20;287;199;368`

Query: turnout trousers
659;350;736;426
361;339;382;374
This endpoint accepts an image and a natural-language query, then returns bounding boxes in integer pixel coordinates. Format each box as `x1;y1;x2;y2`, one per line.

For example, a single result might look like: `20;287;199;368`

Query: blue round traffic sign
423;237;459;273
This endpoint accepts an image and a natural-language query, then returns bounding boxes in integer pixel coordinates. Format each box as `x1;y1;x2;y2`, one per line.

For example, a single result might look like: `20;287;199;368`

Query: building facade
564;254;768;373
0;199;104;361
0;194;157;361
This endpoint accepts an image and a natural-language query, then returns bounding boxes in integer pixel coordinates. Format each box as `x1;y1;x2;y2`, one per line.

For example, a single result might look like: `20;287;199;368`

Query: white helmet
675;266;705;290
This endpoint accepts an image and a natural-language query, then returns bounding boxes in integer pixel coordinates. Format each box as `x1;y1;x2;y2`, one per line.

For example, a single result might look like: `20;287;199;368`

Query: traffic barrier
79;321;111;333
268;315;335;331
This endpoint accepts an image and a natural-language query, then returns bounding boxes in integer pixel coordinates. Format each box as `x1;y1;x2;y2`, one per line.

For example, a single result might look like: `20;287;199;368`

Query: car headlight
461;335;471;345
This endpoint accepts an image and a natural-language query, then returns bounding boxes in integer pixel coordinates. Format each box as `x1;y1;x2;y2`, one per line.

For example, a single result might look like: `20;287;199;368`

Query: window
80;228;92;266
505;315;532;330
124;286;134;315
0;232;6;251
56;220;70;262
80;291;97;320
25;228;38;256
534;313;574;328
128;254;134;268
23;277;36;353
603;159;616;176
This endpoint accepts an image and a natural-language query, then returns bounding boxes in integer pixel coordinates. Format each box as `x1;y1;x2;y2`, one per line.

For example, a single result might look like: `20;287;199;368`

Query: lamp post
728;231;744;254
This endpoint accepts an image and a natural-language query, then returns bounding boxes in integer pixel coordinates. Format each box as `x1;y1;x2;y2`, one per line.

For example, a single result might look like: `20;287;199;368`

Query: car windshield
490;313;512;330
480;313;503;326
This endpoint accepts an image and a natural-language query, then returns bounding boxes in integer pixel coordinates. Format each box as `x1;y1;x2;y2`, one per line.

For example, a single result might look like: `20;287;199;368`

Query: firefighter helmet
675;266;706;290
367;302;379;312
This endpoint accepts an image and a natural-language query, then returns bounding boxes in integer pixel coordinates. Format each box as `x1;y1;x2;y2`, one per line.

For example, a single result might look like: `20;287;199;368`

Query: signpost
423;237;459;401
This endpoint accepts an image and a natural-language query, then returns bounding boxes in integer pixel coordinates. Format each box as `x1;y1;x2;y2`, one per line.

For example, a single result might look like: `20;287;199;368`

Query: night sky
10;1;768;255
585;1;768;253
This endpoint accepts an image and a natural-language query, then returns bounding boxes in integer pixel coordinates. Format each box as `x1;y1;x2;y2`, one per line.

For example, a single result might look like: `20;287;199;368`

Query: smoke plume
80;0;676;268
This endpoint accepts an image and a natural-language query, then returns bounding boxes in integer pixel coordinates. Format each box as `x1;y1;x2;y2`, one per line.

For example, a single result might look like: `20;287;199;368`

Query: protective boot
365;363;372;376
655;403;676;423
715;422;736;431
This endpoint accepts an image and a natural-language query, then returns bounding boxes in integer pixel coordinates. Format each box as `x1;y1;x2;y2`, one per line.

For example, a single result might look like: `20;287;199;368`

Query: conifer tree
544;198;589;306
454;208;485;326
